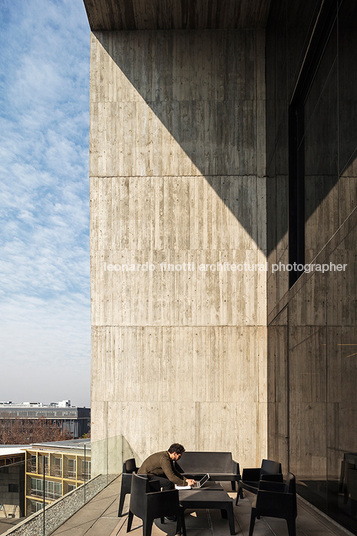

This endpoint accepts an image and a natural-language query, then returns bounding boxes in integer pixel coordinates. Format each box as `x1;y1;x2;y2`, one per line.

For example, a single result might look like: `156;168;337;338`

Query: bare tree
0;417;73;444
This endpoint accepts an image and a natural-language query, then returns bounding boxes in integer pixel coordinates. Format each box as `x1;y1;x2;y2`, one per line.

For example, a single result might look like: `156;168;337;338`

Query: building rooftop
0;400;74;408
26;438;91;454
0;446;28;457
0;405;89;412
30;438;90;448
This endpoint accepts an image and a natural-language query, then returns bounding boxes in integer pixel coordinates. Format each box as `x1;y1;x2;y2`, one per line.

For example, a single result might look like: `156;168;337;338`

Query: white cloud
0;0;91;406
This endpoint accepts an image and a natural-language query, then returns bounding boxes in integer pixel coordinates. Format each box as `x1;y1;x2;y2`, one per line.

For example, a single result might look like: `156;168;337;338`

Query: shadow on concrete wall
94;0;356;259
94;29;267;253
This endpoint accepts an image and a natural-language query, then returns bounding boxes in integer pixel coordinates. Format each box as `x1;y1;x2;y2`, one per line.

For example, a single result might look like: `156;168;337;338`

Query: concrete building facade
266;0;357;531
87;1;269;472
84;0;356;532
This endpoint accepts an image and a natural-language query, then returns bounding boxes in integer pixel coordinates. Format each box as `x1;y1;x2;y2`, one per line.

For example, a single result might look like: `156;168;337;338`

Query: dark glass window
289;0;340;285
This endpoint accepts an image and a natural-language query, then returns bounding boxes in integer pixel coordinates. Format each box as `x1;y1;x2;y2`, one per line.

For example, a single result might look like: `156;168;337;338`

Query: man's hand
185;479;196;486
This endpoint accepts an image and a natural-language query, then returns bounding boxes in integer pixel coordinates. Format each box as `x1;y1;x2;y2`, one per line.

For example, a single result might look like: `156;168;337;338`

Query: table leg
226;503;235;535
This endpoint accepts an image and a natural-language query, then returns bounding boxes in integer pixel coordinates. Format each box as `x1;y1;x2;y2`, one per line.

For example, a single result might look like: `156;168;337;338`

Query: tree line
0;417;73;444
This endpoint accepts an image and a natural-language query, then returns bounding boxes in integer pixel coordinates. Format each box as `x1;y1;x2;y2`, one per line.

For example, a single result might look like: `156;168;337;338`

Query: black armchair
118;458;138;517
249;472;297;536
127;473;186;536
347;467;357;514
236;459;283;505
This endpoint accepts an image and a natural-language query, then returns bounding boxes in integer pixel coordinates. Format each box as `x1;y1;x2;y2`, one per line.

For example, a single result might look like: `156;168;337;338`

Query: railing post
42;456;46;536
84;444;86;504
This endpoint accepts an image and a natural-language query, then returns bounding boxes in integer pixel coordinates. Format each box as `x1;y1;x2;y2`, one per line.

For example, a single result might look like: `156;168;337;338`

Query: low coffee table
179;488;235;534
198;481;224;490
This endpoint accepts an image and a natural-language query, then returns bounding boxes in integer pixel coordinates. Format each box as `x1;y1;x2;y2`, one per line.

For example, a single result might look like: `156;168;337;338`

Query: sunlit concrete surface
50;477;353;536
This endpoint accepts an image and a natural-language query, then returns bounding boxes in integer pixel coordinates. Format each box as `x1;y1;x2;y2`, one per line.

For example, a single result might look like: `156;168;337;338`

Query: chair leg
118;491;127;517
286;517;296;536
143;520;153;536
127;511;134;532
231;481;236;491
248;510;256;536
236;484;242;505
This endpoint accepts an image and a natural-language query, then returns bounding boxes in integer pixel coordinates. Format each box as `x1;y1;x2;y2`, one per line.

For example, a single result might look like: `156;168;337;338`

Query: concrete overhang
83;0;271;30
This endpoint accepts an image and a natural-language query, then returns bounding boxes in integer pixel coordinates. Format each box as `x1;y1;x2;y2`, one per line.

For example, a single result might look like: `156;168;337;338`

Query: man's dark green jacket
138;450;187;486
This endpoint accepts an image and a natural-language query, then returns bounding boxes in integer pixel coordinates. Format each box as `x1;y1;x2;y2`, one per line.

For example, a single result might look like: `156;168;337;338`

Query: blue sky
0;0;91;406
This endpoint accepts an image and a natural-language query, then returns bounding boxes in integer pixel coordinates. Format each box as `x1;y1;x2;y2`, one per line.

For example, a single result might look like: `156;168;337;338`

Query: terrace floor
0;517;22;535
51;476;354;536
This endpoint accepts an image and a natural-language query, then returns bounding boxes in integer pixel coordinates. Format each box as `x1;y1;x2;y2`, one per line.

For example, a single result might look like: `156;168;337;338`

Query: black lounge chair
236;458;282;505
248;472;297;536
176;451;241;491
127;473;186;536
118;458;138;516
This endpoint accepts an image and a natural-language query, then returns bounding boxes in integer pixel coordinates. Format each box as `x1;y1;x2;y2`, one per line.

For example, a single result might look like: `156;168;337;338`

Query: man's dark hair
168;443;185;455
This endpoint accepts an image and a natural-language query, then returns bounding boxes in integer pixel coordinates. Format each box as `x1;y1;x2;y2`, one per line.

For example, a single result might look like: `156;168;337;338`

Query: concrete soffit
83;0;272;31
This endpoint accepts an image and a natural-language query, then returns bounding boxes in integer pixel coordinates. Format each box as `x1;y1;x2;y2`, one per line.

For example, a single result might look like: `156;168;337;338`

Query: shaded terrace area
50;476;353;536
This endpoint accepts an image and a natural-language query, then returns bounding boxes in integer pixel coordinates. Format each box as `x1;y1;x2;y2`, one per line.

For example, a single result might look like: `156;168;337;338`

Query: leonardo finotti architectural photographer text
103;261;348;273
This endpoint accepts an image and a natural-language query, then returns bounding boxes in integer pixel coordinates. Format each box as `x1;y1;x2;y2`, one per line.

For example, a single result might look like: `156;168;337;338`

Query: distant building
0;401;90;438
24;439;91;516
0;446;27;519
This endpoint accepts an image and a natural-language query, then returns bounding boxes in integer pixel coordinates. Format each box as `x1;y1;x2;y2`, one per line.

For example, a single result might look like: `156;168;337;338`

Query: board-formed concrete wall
89;29;267;474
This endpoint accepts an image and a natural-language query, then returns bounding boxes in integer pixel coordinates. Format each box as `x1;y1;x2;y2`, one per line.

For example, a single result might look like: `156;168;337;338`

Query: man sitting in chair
138;443;196;489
